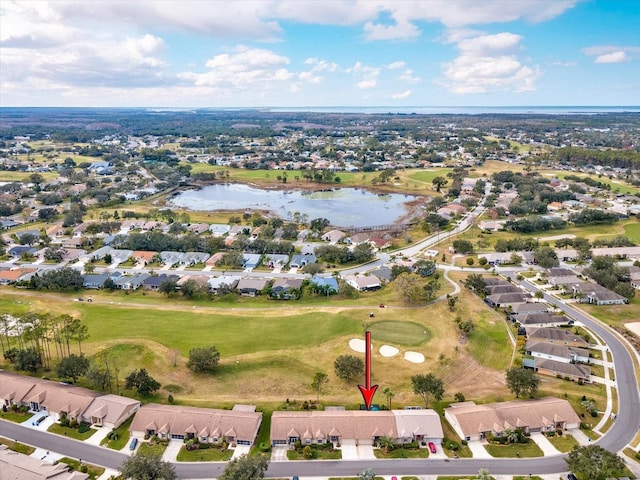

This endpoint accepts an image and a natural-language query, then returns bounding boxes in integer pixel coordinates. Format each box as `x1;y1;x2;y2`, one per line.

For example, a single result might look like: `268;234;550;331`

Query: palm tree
382;387;395;410
502;428;519;445
378;436;396;453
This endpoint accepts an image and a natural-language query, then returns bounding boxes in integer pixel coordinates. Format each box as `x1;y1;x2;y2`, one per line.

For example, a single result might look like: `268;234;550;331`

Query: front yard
373;445;428;459
48;423;97;441
484;442;544;458
137;441;167;456
99;417;132;450
287;443;342;460
545;433;579;452
57;458;105;480
176;444;232;462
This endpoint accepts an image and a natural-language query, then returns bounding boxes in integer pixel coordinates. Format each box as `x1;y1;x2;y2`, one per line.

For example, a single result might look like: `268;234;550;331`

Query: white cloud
387;61;406;70
595;51;629;64
552;61;578;67
363;20;420;41
392;89;412;99
398;69;421;84
181;46;293;89
440;31;541;94
357;79;377;89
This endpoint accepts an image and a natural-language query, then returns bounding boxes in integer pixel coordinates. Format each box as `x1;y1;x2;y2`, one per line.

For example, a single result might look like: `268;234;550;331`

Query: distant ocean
262;106;640;115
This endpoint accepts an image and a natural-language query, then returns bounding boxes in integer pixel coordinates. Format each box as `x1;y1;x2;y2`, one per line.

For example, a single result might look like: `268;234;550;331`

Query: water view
170;183;422;228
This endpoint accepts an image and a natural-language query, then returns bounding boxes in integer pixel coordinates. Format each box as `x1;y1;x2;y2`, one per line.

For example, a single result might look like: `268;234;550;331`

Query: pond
170;183;423;227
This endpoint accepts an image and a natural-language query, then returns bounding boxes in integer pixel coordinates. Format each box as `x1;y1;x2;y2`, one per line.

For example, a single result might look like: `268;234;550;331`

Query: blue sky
1;0;638;108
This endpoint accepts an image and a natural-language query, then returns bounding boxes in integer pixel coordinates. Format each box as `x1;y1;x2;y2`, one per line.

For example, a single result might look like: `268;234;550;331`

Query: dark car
567;474;578;480
129;438;138;451
33;415;47;426
428;441;437;453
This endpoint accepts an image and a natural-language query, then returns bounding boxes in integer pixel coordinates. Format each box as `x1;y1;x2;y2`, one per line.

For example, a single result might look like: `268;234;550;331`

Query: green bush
80;465;88;473
77;424;90;434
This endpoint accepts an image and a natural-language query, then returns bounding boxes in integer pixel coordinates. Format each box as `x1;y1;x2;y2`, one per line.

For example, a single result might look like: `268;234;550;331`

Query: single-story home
509;303;551;316
271;278;304;299
270;409;443;447
0;445;89;480
344;274;381;291
322;229;346;244
8;245;39;258
525;327;589;348
484;284;522;296
573;282;628;305
159;251;185;267
180;252;210;266
264;254;290;269
514;313;571;327
526;358;591;383
526;340;590;364
309;276;339;294
83;272;121;289
133;250;156;265
130;404;262;446
236;277;268;296
0;268;37;285
485;292;530;308
114;273;150;291
445;397;581;442
242;253;262;269
290;254;317;269
207;275;240;294
345;233;371;245
143;274;180;290
209;224;231;236
0;371;140;428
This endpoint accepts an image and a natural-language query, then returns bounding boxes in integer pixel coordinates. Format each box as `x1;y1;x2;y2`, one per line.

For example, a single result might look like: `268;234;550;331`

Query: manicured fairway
367;320;432;346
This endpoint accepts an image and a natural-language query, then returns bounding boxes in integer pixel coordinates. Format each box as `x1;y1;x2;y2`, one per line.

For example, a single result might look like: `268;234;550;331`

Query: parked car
428;442;437;453
33;415;47;426
567;474;577;480
129;438;138;451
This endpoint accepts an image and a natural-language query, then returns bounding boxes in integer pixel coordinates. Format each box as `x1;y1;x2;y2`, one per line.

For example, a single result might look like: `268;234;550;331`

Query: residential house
0;268;37;285
526;340;590;364
176;275;209;290
509;303;551;316
159;251;185;267
573;282;628;305
180;252;210;266
309;276;339;294
114;273;150;291
478;252;518;266
143;274;180;291
229;225;252;236
130;403;262;446
0;445;89;480
209;224;231;236
345;233;371;245
83;272;119;289
515;313;571;327
344;274;381;291
207;275;239;294
8;245;38;258
187;223;210;234
368;236;392;250
444;397;581;442
236;278;268;296
370;266;393;283
527;358;591;383
133;250;156;265
525;327;589;348
321;229;346;244
554;249;579;263
205;252;225;267
591;246;640;259
484;284;522;296
630;267;640;290
270;409;443;447
478;220;506;232
271;278;304;299
264;254;290;269
290;254;317;269
484;292;530;308
242;253;262;269
109;249;133;264
0;219;19;230
87;245;113;261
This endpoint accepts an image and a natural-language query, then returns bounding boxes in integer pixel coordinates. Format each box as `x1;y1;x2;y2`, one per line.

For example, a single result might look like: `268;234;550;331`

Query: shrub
259;442;270;452
302;445;313;459
461;439;468;446
69;419;78;428
198;443;209;450
591;410;598;417
168;394;174;404
80;465;88;473
78;424;90;434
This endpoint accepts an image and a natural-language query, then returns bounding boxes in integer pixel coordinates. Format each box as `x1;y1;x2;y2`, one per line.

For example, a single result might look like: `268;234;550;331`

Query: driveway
22;412;55;432
467;440;492;459
340;440;359;460
231;444;251;459
84;426;112;446
355;444;375;460
161;439;183;462
529;432;560;456
271;445;289;461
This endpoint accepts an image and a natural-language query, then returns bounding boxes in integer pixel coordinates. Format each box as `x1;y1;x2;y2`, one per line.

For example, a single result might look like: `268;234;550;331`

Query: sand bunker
404;351;425;364
349;339;366;353
625;322;640;338
379;345;399;357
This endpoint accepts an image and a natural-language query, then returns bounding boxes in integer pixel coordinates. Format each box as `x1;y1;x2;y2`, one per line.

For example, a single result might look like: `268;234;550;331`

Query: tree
566;445;626;480
463;273;486;293
505;367;540;398
158;279;177;296
334;355;364;381
466;257;475;266
411;373;444;408
219;454;269;480
14;347;42;373
453;240;474;254
310;217;330;232
187;346;220;373
378;436;396;453
533;246;559;269
382;387;395;410
56;354;89;382
120;452;176;480
311;372;328;402
476;468;492;480
394;272;427;304
432;176;447;192
125;368;160;396
359;468;377;480
454;392;466;402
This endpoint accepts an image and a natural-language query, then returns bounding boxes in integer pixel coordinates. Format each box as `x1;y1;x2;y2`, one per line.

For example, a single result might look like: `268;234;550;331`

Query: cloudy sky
1;0;639;108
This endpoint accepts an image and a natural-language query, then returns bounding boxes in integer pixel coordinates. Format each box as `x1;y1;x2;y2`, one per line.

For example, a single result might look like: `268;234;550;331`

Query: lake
170;183;422;227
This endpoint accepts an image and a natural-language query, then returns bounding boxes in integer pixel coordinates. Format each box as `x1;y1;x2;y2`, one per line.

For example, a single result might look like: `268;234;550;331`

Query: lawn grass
545;433;579;453
373;446;428;458
100;417;132;450
176;445;232;461
623;447;640;464
58;458;105;480
249;410;271;457
137;442;167;456
366;320;432;346
484;441;544;458
48;423;97;441
0;436;36;455
0;411;31;423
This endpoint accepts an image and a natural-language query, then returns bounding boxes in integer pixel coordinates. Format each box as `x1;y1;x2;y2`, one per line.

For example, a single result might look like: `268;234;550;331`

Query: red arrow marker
358;330;378;410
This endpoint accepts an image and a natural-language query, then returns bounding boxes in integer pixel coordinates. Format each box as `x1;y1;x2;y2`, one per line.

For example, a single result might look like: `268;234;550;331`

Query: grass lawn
545;433;579;453
0;411;31;423
48;423;97;441
100;417;132;450
623;447;640;464
366;320;432;346
373;446;428;458
137;442;167;456
437;477;495;480
287;444;342;460
484;442;544;458
249;410;271;457
176;445;232;461
0;436;36;455
58;458;105;480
